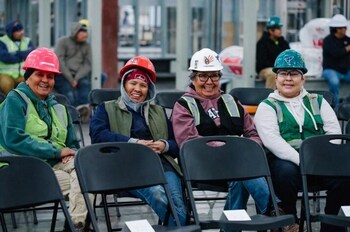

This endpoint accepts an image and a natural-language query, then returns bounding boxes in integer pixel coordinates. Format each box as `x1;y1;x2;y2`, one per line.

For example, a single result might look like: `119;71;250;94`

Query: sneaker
74;222;85;232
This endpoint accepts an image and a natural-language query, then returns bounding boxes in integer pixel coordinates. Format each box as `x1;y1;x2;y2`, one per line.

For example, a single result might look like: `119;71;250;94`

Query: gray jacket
54;22;92;82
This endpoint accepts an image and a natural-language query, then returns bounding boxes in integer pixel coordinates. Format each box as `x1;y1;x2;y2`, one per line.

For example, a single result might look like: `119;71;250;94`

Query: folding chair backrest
154;91;185;109
88;89;121;112
229;87;273;114
66;104;85;147
52;93;71;106
0;156;65;210
336;102;350;133
75;142;167;194
300;134;350;177
180;136;270;182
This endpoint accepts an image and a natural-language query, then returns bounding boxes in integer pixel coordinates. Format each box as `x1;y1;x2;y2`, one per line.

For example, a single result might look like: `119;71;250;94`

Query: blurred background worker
322;14;350;106
256;16;290;89
0;20;35;95
54;20;92;108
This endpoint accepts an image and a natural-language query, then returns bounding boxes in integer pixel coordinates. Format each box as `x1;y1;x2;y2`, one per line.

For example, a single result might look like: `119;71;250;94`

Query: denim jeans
224;178;271;214
54;75;91;106
322;69;350;106
129;171;187;226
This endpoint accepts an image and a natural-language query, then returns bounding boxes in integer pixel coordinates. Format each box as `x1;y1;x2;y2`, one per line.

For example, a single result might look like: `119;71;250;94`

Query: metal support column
175;0;190;90
88;0;102;89
38;0;51;47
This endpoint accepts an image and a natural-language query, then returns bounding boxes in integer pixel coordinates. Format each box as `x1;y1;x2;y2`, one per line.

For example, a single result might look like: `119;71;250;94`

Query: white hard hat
329;14;348;27
189;48;223;71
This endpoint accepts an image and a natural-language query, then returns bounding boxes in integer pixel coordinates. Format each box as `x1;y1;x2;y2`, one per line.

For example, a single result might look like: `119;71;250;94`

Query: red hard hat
120;56;156;83
23;47;61;74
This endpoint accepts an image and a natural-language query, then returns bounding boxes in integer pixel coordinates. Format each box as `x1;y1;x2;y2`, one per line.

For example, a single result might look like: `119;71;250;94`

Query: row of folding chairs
3;133;349;231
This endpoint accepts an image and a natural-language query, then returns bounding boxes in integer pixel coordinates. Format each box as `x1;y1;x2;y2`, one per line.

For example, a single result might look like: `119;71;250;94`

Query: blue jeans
129;171;187;226
322;69;350;106
54;75;91;106
224;178;271;214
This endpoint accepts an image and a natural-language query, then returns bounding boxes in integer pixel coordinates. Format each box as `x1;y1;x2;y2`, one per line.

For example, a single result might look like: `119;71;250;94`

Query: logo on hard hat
284;56;294;65
204;55;214;65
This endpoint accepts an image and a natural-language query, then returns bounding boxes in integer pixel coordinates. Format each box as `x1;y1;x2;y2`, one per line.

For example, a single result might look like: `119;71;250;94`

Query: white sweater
254;89;341;165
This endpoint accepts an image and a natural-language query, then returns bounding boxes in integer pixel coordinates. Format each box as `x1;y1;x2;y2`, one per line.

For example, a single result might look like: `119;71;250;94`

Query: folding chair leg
11;213;17;229
113;194;122;217
33;208;38;224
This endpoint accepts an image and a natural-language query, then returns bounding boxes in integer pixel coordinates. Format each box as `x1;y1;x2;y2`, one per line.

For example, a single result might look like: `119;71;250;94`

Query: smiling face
275;69;305;98
124;78;149;103
192;71;221;98
26;70;55;99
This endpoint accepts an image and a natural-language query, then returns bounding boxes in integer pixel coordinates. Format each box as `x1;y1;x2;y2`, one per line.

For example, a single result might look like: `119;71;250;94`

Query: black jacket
322;33;350;74
256;31;290;73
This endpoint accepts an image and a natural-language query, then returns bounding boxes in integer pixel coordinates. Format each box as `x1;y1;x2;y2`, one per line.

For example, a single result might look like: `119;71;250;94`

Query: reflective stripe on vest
0;35;30;78
181;94;240;126
14;89;68;149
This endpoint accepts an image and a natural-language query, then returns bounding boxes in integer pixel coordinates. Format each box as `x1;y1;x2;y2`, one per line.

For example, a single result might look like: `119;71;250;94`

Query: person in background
0;20;35;95
322;14;350;106
171;48;281;226
54;20;92;120
89;56;187;226
255;49;350;232
0;47;88;231
256;16;290;89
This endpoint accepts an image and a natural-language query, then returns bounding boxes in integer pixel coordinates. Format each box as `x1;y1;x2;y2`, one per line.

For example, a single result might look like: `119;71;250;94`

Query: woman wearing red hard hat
90;56;187;226
0;47;89;231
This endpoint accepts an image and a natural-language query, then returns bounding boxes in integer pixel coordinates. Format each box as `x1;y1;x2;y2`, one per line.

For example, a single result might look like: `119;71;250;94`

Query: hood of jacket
70;22;87;39
120;69;156;113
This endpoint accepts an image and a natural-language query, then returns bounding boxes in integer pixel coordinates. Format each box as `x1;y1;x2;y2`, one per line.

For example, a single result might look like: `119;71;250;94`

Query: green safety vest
0;35;30;78
264;94;325;150
0;89;69;153
105;99;183;175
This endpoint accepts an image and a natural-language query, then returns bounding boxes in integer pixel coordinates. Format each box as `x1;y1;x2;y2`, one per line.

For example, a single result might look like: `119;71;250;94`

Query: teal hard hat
272;49;308;74
266;16;283;29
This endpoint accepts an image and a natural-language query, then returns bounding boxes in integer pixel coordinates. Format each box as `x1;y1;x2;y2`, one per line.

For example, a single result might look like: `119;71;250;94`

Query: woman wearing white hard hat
322;14;350;106
172;48;282;218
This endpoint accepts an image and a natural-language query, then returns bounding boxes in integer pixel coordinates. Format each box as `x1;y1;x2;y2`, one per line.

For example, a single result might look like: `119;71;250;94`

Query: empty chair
229;87;274;114
88;88;121;112
75;142;200;232
0;156;75;232
180;136;295;231
336;102;350;133
308;90;336;109
66;104;85;147
299;134;350;231
154;91;185;109
52;92;71;105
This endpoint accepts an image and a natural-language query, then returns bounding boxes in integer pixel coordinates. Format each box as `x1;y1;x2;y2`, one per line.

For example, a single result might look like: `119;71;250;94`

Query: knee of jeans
150;186;167;205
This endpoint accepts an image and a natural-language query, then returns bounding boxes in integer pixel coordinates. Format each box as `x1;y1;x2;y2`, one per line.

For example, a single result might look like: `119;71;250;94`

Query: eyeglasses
196;72;222;82
277;70;303;79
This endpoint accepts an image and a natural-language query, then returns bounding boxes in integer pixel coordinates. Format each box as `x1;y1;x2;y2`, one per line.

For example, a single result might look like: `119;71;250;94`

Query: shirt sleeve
254;102;300;165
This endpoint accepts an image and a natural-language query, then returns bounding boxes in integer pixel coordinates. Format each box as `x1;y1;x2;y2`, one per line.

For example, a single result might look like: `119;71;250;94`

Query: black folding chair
154;91;185;109
66;104;85;147
88;89;121;113
336;102;350;133
52;93;72;106
180;136;295;231
299;134;350;232
229;87;274;114
75;142;200;232
0;156;75;232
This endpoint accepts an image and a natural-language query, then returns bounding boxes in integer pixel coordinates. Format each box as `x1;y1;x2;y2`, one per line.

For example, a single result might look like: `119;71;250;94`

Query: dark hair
24;68;35;80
